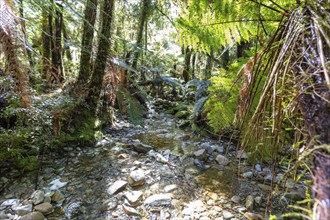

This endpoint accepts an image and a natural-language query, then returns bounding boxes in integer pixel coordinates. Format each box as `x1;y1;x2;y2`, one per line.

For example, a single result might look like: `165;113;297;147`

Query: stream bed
0;104;308;219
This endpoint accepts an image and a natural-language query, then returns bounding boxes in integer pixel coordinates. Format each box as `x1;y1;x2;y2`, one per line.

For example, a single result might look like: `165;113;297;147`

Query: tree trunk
131;0;151;72
18;0;35;68
77;0;98;86
183;46;191;82
191;52;196;79
51;1;64;84
41;9;51;81
0;1;29;107
86;0;115;112
204;48;213;80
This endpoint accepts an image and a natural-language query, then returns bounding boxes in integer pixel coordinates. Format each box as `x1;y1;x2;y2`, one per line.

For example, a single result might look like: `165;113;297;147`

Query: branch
200;19;281;26
249;0;290;17
154;5;177;31
269;0;290;13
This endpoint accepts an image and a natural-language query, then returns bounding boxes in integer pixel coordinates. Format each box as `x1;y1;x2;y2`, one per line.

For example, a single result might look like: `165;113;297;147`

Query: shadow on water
131;133;184;154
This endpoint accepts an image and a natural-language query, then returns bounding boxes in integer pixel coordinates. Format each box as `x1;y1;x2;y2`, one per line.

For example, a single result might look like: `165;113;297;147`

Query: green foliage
205;69;240;132
176;0;298;53
117;88;146;126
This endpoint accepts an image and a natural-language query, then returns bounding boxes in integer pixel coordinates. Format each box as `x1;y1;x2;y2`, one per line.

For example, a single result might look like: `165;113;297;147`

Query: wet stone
20;211;45;220
34;202;53;215
51;190;65;203
16;204;33;216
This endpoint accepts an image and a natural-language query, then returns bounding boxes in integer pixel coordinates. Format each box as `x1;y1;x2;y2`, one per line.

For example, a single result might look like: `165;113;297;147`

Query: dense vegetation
0;0;329;219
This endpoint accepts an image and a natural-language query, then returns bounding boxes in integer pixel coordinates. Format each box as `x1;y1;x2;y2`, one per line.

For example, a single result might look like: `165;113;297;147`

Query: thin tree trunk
41;9;51;81
191;52;196;79
77;0;98;85
204;48;213;80
51;1;64;83
62;23;72;61
131;0;151;72
18;0;34;68
183;46;191;82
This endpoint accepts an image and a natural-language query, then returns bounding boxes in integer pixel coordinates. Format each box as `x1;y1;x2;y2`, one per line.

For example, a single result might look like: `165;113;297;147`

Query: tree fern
176;0;298;52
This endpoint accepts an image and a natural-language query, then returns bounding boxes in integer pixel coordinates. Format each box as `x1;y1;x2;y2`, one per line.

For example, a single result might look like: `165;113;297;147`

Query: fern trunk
0;2;30;107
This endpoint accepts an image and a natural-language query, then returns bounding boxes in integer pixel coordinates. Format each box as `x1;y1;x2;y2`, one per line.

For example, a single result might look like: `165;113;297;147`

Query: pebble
15;204;33;216
124;191;143;206
51;190;65;202
231;195;241;204
32;190;45;205
34;202;53;215
20;211;45;220
128;169;146;187
122;204;140;216
245;195;254;210
164;184;178;193
215;155;229;166
241;171;253;178
222;210;234;219
107;180;128;195
144;194;172;206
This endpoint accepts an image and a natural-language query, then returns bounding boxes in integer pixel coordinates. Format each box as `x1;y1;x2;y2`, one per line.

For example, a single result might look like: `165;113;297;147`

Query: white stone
108;180;128;195
194;149;206;157
215;155;229;166
124;191;143;206
241;171;253;178
128;169;145;187
164;184;178;193
222;210;234;219
144;194;172;206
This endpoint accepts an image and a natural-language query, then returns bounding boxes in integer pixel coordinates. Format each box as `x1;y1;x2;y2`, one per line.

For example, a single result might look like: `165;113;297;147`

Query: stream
0;101;308;220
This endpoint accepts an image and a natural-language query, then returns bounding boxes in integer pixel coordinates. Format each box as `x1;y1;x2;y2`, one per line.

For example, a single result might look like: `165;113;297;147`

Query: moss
15;156;39;171
175;110;191;119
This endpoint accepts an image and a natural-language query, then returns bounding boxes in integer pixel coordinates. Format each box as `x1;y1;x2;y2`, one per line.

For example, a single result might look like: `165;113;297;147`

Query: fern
117;87;145;126
176;0;298;52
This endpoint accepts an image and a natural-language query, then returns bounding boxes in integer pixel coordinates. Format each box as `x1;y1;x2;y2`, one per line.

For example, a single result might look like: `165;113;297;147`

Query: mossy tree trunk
41;9;51;81
86;0;115;114
77;0;98;86
183;46;191;83
51;0;64;84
